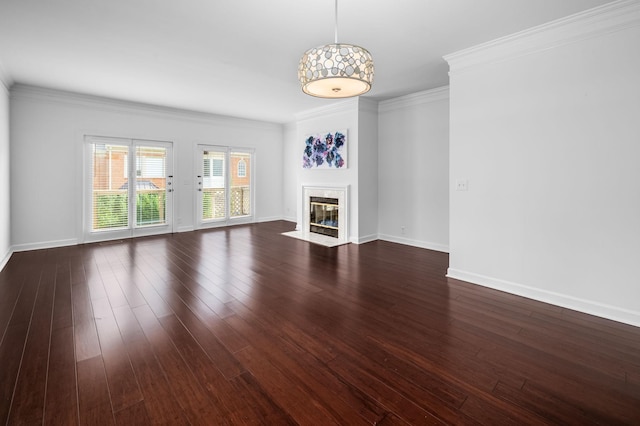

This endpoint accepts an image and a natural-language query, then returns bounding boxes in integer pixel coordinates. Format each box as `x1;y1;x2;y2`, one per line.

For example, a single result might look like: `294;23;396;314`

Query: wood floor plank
225;299;416;424
91;297;144;413
156;314;238;421
226;298;337;363
493;380;613;425
158;313;295;424
121;336;190;425
476;343;640;421
44;326;79;426
234;344;344;425
140;282;246;379
72;281;102;361
113;272;151;309
118;264;173;318
327;354;445;425
8;268;55;424
132;305;225;425
111;302;190;424
226;311;383;424
99;273;130;310
76;356;115;425
0;321;31;424
460;393;546;425
83;259;109;301
0;270;41;424
0;272;25;346
52;261;73;331
113;400;152;425
154;275;250;353
228;372;298;425
0;221;639;424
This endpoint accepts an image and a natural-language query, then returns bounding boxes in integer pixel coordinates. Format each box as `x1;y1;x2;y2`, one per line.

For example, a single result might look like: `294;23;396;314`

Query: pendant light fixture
298;0;374;98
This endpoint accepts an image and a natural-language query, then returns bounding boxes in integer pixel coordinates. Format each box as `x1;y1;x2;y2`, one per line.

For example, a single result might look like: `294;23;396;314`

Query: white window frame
83;135;174;243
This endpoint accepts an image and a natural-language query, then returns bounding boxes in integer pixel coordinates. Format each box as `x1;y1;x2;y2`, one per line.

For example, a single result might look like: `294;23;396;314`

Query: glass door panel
230;151;251;218
135;145;168;227
200;148;226;222
85;136;173;242
91;143;130;231
196;145;253;229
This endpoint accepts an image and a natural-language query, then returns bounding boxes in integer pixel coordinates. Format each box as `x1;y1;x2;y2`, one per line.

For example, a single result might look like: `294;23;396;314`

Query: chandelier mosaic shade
298;43;374;98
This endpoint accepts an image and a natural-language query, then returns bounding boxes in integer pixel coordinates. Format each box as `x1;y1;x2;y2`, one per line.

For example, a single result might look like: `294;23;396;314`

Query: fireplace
299;185;349;244
309;196;339;238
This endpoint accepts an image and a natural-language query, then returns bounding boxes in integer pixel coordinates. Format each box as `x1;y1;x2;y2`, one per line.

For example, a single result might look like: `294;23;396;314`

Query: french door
196;145;253;228
84;136;174;242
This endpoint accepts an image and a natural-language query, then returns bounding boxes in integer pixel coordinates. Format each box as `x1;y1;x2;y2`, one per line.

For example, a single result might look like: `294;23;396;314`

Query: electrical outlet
456;179;468;191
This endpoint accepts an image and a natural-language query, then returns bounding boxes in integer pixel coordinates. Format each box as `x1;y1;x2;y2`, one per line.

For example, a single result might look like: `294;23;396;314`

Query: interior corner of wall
0;247;13;272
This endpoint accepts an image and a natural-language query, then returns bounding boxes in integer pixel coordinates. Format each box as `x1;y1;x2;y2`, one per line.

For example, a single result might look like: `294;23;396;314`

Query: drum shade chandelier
298;0;374;98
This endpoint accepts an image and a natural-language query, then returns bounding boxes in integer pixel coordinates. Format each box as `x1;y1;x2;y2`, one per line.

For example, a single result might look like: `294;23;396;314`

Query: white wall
282;122;298;223
292;98;361;241
356;99;379;243
10;85;283;250
0;77;10;269
446;1;640;326
378;88;450;252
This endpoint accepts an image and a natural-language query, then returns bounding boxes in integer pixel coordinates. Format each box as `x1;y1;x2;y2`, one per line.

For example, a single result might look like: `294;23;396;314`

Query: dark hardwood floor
1;220;639;425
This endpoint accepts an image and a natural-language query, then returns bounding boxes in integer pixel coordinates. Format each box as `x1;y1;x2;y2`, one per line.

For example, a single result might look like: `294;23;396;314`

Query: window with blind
91;143;129;230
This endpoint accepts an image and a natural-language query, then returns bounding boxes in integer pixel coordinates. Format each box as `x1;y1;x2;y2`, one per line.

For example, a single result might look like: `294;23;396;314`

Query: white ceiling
0;0;614;123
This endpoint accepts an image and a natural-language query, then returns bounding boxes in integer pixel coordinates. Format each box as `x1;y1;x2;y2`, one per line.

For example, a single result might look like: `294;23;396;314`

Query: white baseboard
280;215;297;223
12;238;79;253
352;233;378;245
257;216;284;223
0;248;13;272
176;225;195;233
446;268;640;328
378;234;449;253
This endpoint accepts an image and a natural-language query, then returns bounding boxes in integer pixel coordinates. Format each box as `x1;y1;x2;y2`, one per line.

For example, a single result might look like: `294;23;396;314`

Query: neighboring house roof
119;180;159;190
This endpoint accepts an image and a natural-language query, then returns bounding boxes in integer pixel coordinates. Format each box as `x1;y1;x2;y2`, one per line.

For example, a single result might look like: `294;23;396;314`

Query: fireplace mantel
283;185;350;247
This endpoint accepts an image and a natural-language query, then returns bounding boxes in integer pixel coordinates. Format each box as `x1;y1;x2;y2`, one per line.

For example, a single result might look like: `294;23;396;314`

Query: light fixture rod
334;0;338;44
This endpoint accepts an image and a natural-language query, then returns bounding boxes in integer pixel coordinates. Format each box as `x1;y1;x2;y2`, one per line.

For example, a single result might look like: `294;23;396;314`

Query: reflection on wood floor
1;220;639;424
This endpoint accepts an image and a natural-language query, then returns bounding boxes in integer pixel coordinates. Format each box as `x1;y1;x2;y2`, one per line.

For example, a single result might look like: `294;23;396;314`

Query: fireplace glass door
309;197;339;238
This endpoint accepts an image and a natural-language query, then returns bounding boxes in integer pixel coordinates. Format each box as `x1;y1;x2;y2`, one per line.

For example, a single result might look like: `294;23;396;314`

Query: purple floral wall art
302;130;347;169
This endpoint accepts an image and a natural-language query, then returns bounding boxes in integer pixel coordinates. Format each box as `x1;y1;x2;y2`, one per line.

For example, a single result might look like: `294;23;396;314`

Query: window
237;159;247;177
124;154;165;178
212;158;223;176
204;157;223;178
92;143;129;230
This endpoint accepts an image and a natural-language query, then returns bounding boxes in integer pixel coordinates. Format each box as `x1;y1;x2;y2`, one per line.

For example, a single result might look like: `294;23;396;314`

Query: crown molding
379;86;449;113
294;97;360;121
294;96;380;121
444;0;640;74
0;63;11;93
9;84;282;131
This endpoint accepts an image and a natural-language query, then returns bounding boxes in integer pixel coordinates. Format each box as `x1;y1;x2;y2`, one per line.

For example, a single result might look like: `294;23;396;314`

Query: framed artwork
302;130;347;169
